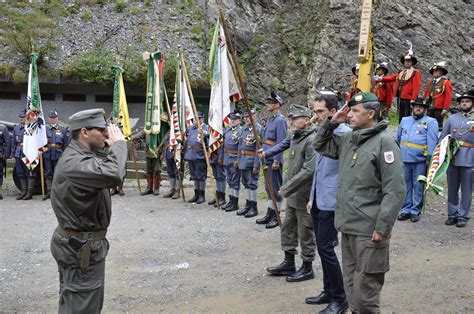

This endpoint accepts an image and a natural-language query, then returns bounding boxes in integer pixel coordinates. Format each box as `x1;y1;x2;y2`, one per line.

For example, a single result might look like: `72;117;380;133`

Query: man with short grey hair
313;93;406;312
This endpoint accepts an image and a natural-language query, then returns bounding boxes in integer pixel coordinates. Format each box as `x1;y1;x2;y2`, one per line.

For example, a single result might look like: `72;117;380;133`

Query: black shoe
445;217;457;225
225;196;239;212
265;213;279;229
397;213;411;221
42;191;51;201
163;189;176;198
236;200;250;216
256;208;272;224
267;253;296;276
23;189;33;200
188;189;199;203
221;196;232;210
141;188;153;196
319;300;349;314
410;214;420;223
305;291;331;305
208;196;217;206
286;261;314;282
245;201;258;218
0;193;2;200
456;220;467;228
217;192;226;207
195;190;205;204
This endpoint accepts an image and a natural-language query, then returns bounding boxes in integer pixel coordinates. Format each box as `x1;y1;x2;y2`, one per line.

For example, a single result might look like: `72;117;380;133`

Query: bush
115;1;128;12
81;11;92;21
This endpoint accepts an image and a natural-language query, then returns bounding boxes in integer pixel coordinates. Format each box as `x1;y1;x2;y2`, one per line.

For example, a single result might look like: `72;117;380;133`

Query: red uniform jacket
371;78;394;107
346;79;361;102
382;68;422;101
423;78;453;109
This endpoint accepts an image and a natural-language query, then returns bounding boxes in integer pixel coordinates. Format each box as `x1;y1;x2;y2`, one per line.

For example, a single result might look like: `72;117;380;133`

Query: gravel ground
0;175;473;313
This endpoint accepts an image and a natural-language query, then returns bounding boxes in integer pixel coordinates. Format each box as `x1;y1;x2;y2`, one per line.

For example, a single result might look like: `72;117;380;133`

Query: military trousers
188;160;207;181
44;158;59;182
281;205;315;262
165;156;178;179
341;233;389;313
447;165;473;222
427;108;444;131
397;98;412;123
401;162;426;216
15;157;35;178
211;162;226;192
0;159;5;185
145;157;162;176
224;164;241;190
264;165;283;202
240;168;259;190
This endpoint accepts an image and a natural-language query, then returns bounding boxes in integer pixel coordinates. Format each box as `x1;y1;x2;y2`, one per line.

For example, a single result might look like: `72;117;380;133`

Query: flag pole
178;46;218;205
129;141;142;194
219;9;282;227
39;153;45;198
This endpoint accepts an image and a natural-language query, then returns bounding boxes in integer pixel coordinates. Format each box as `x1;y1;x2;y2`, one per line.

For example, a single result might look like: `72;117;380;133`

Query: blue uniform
397;115;438;216
0;124;11;186
184;124;208;182
164;134;178;180
262;112;288;206
223;125;242;191
440;110;474;222
238;123;262;191
11;124;35;178
210;146;225;192
43;124;69;185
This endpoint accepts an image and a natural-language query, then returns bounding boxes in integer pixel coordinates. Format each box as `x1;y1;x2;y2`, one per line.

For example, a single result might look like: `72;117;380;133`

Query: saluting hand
106;123;125;146
331;104;350;124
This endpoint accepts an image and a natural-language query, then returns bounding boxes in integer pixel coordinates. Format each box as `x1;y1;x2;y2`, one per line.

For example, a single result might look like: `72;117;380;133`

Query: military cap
456;89;474;102
348;92;379;107
429;62;448;75
411;97;429;107
48;109;58;118
288;104;312;118
264;91;283;106
229;112;241;120
197;111;204;118
243;109;256;117
400;52;417;65
375;62;389;74
18;109;26;118
68;108;107;131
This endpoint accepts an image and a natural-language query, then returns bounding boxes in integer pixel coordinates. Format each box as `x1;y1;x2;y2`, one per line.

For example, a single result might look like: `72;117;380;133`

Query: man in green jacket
261;104;317;282
313;93;406;312
50;109;127;313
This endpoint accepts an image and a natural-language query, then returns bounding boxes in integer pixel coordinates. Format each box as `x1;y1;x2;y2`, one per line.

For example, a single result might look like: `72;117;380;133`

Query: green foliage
143;0;153;6
388;110;399;126
163;51;178;89
115;1;128;12
190;24;203;41
0;63;18;78
96;0;108;5
12;68;26;85
81;11;92;21
242;35;265;64
129;6;142;15
270;80;286;91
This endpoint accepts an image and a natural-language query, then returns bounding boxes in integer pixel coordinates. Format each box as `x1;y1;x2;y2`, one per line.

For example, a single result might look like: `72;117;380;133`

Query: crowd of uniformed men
0;48;472;313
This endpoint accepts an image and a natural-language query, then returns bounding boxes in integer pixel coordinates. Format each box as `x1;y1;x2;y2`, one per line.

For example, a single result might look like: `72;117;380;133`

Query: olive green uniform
50;139;127;313
314;119;406;312
279;128;317;262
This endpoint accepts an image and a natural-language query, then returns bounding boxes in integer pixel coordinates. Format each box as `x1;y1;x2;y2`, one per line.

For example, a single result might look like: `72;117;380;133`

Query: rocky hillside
1;0;473;105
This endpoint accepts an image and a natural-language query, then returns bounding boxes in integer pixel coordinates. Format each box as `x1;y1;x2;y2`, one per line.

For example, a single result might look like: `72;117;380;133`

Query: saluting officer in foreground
50;109;127;313
43;109;69;200
314;93;406;312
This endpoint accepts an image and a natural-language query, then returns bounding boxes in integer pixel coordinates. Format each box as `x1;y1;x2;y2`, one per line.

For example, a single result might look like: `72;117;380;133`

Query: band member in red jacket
346;64;361;102
372;62;394;118
376;46;422;123
423;62;453;131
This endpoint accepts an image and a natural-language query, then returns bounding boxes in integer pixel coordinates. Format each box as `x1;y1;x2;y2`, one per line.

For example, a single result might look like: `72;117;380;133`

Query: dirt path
0;179;473;312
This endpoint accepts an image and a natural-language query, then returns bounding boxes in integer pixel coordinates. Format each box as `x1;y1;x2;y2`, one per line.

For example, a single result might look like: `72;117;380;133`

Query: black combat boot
286;261;314;282
266;251;296;276
188;189;199;203
23;177;35;200
265;210;279;229
42;180;52;200
141;174;154;195
256;207;272;224
221;195;232;210
225;196;239;212
208;191;218;206
171;189;180;199
236;200;251;216
163;188;176;198
245;201;258;218
16;178;27;200
217;192;226;207
195;190;205;204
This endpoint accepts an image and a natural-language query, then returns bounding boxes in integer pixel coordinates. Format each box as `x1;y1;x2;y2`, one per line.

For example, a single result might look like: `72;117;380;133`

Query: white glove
374;75;382;82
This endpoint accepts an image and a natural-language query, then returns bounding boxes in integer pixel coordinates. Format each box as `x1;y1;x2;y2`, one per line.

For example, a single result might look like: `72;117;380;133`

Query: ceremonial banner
143;51;169;151
112;65;132;139
208;19;241;153
23;52;47;170
417;134;459;195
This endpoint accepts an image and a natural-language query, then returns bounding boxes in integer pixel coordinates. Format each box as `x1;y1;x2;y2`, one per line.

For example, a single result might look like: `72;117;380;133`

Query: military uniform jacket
277;128;316;209
43;124;69;160
314;120;406;237
164;133;173;160
372;76;394;105
238;123;262;169
396;115;439;163
423;77;453;109
0;124;11;158
184;124;208;161
262;112;288;165
440;110;474;167
11;124;25;158
222;125;242;166
382;68;421;101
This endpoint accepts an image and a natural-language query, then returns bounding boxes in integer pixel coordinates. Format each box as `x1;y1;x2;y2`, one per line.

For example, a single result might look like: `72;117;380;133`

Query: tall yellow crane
356;0;374;92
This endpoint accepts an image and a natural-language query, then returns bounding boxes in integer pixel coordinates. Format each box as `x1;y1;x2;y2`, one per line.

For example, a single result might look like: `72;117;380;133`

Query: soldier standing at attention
423;62;453;132
50;109;127;313
440;90;474;228
264;104;317;283
11;109;36;200
208;145;226;207
377;48;422;123
372;62;394;118
314;93;406;312
221;112;242;212
0;122;11;200
236;109;262;218
256;91;288;229
396;98;438;223
184;112;208;204
43;109;69;200
162;133;180;199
